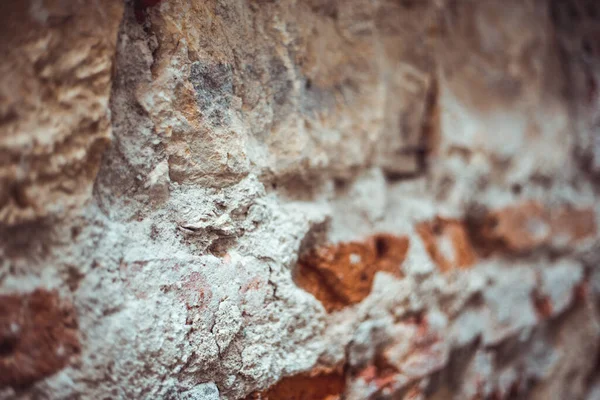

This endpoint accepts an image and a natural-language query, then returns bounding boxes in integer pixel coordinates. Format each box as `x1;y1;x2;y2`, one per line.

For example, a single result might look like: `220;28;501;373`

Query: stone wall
1;0;600;399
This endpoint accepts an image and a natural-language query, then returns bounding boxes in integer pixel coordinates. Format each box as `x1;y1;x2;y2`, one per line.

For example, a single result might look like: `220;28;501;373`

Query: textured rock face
0;0;124;225
1;0;600;399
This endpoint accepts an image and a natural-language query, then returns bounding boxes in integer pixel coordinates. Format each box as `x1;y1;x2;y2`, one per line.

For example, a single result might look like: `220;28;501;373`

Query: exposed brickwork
2;0;600;398
248;367;345;400
469;201;550;256
468;202;596;256
0;289;80;388
294;234;409;312
416;217;477;272
550;206;597;245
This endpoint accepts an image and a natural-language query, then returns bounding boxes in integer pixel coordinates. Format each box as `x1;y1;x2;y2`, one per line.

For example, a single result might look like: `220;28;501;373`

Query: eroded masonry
1;0;600;399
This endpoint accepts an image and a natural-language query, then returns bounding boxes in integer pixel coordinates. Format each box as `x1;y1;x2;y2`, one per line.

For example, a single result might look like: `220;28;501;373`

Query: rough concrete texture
1;0;600;399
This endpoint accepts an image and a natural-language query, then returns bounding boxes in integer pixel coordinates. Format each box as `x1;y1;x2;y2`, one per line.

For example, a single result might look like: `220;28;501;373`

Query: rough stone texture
0;0;124;225
1;0;600;399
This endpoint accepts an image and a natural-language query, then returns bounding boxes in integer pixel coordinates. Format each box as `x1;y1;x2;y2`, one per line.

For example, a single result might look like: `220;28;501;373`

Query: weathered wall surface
1;0;600;399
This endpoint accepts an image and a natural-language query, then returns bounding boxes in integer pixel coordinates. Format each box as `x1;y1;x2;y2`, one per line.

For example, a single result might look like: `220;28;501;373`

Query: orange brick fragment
0;289;80;388
550;206;597;244
468;201;597;256
471;201;550;255
416;217;477;272
294;234;409;312
250;367;345;400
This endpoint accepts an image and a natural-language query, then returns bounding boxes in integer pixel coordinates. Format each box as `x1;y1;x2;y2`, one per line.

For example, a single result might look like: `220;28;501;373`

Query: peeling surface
1;0;600;399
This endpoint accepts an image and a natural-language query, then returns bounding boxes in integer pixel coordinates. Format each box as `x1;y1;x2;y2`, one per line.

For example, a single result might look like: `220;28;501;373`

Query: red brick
294;234;409;312
416;217;477;272
249;367;345;400
0;289;80;388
